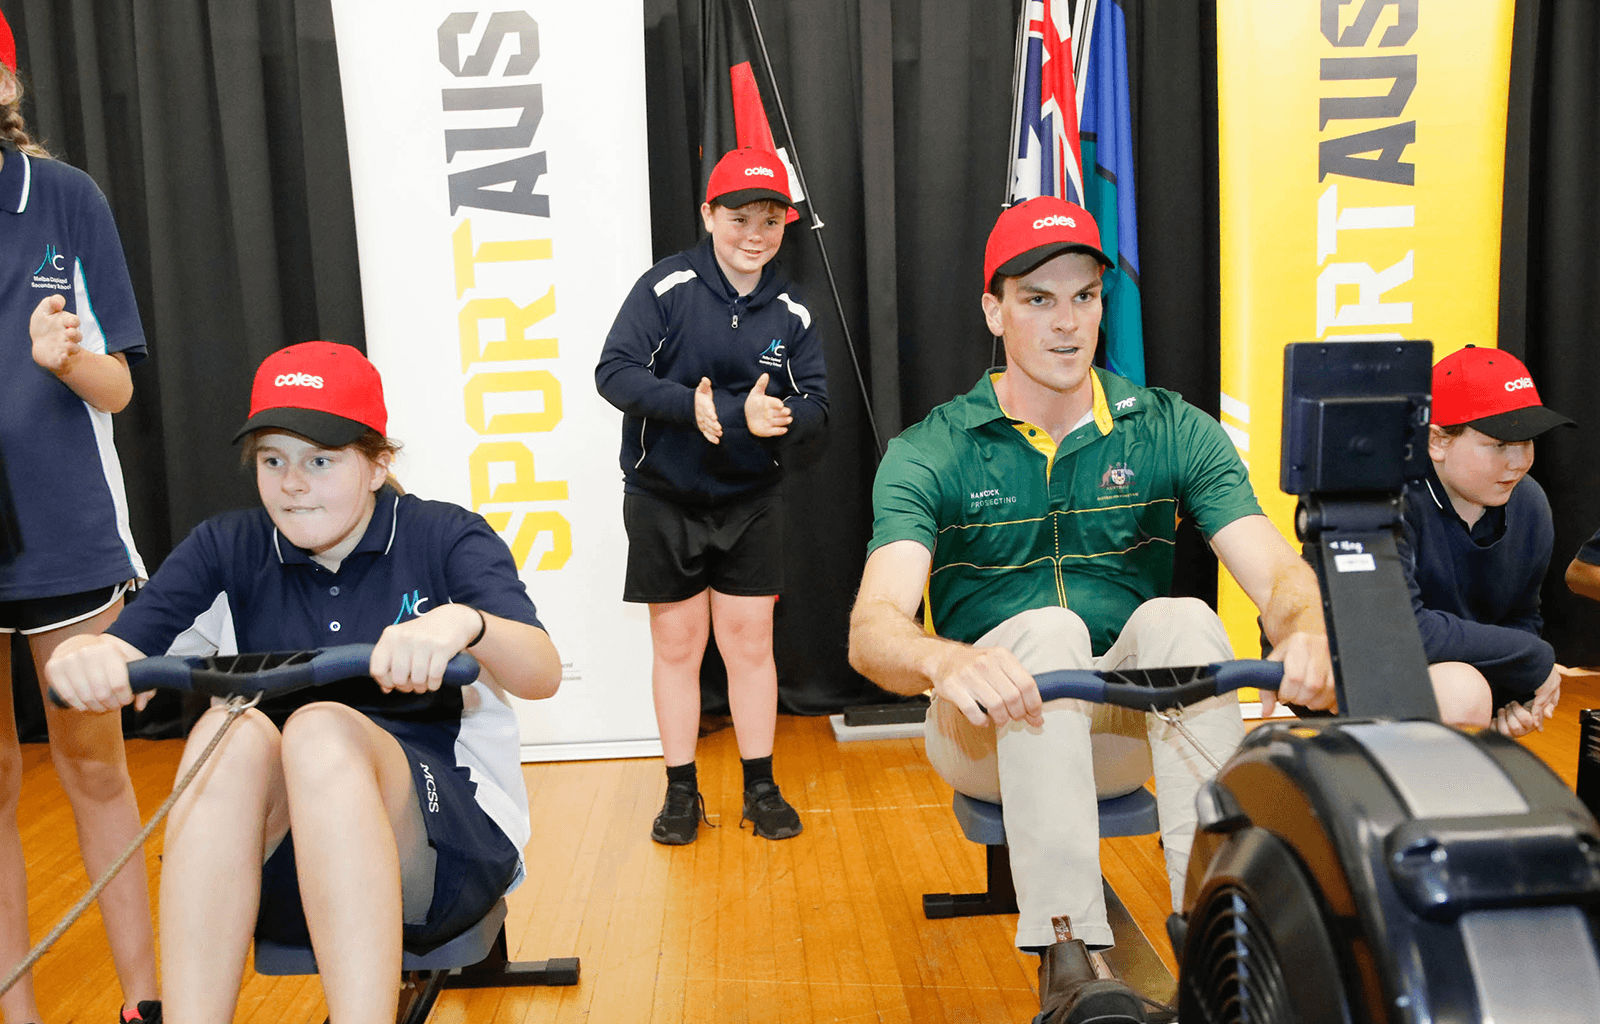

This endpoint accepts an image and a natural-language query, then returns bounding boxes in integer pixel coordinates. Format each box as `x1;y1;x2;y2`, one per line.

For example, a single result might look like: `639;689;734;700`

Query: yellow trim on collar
991;373;1063;462
1009;421;1059;460
1091;370;1113;436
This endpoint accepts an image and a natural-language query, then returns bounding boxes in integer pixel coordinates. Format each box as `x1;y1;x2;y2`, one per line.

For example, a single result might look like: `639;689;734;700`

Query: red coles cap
0;11;16;74
1431;345;1574;442
233;342;388;447
705;147;792;208
984;196;1112;287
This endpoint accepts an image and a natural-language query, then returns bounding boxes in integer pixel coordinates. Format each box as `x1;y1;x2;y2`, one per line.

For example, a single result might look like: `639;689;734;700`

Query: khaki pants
923;598;1245;948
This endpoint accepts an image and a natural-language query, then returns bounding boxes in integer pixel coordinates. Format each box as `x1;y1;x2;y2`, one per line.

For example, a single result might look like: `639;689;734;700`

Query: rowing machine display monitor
1281;340;1439;720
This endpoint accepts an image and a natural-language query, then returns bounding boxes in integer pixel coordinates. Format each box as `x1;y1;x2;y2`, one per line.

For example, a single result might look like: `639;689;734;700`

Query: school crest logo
758;339;785;368
31;244;70;291
1100;462;1135;489
34;245;65;275
392;588;431;623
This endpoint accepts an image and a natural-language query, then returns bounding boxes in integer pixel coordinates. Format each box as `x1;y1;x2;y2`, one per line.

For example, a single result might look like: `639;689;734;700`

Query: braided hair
0;66;51;159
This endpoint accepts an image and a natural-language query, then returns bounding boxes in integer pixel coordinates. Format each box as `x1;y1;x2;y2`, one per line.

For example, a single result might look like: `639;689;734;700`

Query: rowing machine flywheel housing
1168;718;1600;1024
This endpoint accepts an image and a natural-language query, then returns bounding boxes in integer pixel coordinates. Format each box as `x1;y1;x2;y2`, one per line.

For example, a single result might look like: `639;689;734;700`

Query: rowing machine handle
48;644;479;709
1033;660;1283;712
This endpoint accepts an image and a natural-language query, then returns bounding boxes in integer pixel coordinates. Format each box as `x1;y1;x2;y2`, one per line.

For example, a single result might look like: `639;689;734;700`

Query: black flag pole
736;0;886;459
1004;0;1029;209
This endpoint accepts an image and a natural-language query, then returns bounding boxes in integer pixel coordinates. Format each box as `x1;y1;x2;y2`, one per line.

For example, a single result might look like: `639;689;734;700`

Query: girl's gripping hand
45;635;148;714
370;603;481;694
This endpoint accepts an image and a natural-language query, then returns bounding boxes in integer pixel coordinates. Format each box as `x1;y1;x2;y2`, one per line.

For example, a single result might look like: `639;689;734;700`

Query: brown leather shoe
1038;938;1146;1023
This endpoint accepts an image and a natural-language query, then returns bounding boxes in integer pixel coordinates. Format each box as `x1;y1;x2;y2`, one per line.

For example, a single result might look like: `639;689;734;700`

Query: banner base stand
520;739;664;764
830;714;923;743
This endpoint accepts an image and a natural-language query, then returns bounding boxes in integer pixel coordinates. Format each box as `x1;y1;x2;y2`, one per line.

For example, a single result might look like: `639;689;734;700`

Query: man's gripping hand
31;294;83;375
1262;629;1336;717
1210;516;1336;717
929;643;1045;729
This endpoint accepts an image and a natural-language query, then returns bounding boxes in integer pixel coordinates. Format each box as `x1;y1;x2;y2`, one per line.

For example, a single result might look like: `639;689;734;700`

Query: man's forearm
847;595;958;696
1259;560;1326;646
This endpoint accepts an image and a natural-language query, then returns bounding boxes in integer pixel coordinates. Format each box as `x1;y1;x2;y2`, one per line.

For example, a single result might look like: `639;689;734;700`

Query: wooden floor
13;672;1600;1023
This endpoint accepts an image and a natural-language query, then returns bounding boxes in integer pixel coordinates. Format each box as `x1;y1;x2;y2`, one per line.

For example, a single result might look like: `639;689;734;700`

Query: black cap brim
709;187;792;209
995;241;1113;280
1462;406;1577;442
233;408;371;447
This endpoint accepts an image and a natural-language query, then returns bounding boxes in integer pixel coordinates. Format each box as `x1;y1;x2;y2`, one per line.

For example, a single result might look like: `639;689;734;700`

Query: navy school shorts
0;582;128;635
254;712;521;955
621;490;783;603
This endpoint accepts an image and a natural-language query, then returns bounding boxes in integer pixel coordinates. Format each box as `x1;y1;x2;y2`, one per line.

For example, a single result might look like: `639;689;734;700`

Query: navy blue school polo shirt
108;488;544;718
0;145;148;600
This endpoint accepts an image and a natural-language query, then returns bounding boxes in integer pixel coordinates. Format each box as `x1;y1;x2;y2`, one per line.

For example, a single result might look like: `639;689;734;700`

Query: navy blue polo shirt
109;488;544;719
0;145;148;600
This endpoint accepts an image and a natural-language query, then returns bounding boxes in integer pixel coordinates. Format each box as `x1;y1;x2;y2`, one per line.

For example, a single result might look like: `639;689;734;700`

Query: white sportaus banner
329;2;658;761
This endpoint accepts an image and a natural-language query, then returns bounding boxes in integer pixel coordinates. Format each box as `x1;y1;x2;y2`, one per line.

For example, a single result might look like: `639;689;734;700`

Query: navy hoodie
595;237;828;506
1398;469;1554;702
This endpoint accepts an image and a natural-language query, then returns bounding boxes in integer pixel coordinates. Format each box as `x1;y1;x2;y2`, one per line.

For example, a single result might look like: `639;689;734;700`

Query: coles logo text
745;166;775;178
1505;377;1533;392
274;373;324;389
1034;215;1076;230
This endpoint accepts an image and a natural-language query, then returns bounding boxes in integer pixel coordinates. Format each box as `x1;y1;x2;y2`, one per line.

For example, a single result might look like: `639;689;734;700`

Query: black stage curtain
6;0;1600;724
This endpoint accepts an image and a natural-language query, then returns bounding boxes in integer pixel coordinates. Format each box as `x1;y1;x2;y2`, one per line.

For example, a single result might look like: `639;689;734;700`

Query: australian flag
1009;0;1145;385
701;0;804;224
1010;0;1086;206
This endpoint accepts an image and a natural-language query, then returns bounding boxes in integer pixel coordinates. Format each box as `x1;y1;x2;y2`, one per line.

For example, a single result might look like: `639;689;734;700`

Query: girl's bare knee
173;708;281;807
279;703;378;787
47;725;130;803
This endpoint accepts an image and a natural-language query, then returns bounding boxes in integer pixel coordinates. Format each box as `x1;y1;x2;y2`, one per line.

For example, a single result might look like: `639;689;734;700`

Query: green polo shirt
868;368;1261;653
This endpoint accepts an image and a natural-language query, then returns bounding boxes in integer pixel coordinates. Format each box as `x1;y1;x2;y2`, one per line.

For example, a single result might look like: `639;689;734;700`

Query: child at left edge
0;13;160;1023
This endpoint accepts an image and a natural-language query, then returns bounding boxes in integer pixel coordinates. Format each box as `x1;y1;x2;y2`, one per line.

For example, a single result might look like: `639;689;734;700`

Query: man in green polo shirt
848;197;1335;1019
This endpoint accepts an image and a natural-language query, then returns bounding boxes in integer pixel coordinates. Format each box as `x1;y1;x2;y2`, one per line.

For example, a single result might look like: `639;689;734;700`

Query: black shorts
254;713;521;955
0;582;129;635
622;490;782;603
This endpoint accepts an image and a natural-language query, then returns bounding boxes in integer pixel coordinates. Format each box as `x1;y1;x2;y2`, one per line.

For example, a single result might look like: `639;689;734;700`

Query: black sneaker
741;779;802;839
121;1002;162;1024
651;781;712;845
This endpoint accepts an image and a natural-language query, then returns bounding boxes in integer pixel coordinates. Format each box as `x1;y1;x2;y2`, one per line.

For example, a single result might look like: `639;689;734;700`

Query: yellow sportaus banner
1215;0;1515;662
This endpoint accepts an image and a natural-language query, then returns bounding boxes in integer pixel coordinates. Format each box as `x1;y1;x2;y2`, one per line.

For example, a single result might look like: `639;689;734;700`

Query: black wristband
466;606;488;648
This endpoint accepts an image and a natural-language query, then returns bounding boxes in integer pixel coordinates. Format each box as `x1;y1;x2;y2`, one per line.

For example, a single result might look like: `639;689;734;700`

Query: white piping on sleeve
653;269;697;296
635;418;650;468
777;292;811;328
